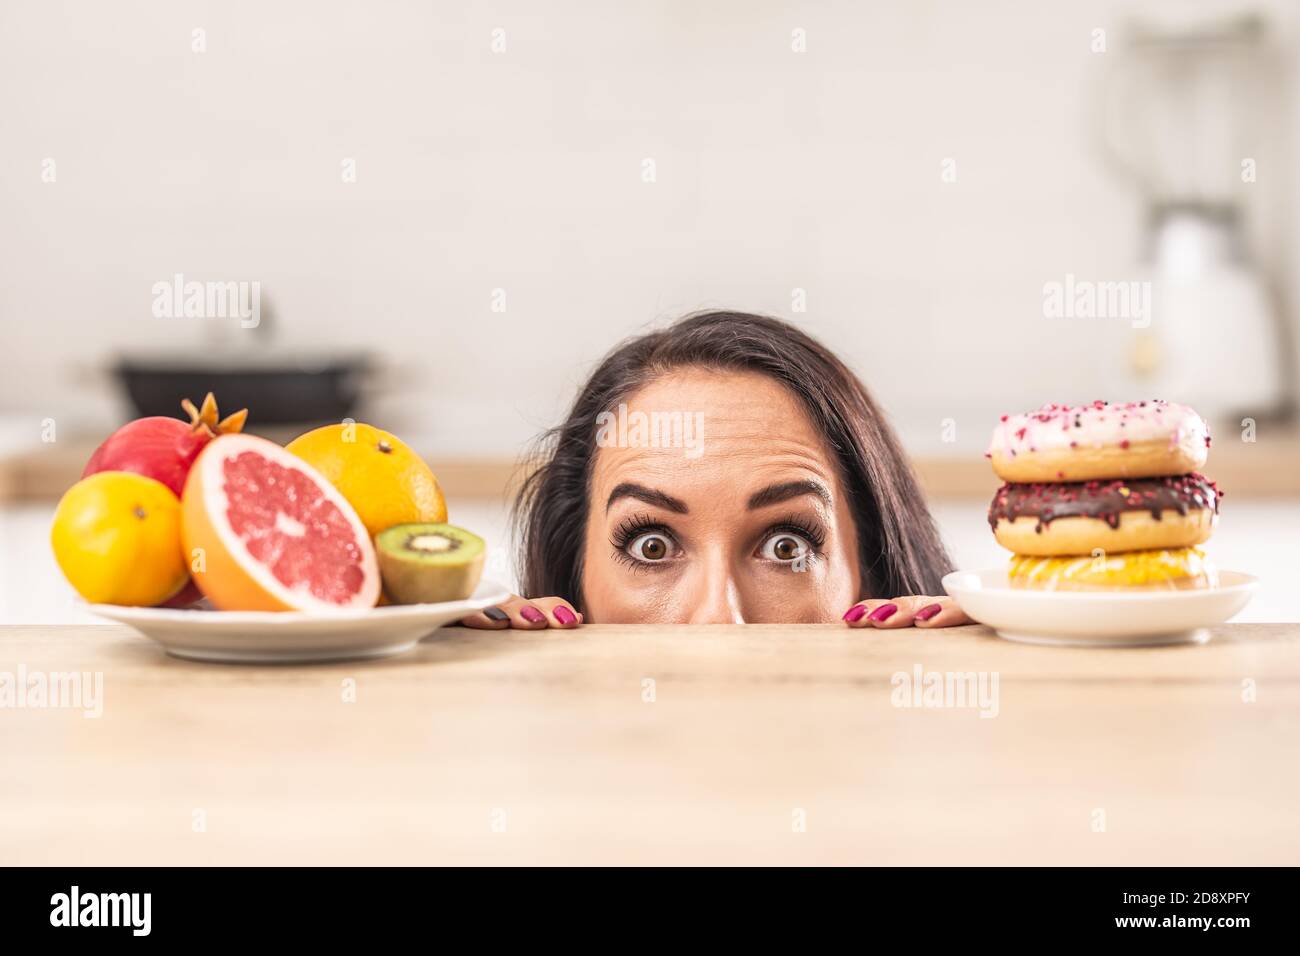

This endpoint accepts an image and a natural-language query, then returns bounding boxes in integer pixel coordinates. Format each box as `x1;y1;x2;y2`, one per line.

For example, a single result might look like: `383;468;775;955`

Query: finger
528;596;583;629
912;597;973;628
843;596;957;629
863;596;936;629
842;599;891;628
460;605;512;629
504;596;550;629
462;595;543;632
467;594;549;630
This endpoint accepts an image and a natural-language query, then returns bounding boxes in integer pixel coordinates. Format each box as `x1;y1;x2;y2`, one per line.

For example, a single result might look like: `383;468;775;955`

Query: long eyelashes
609;513;676;572
609;548;661;572
765;514;827;552
609;512;671;551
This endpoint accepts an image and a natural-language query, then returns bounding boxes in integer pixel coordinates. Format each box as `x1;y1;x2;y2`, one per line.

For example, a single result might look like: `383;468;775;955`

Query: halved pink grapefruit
181;433;380;612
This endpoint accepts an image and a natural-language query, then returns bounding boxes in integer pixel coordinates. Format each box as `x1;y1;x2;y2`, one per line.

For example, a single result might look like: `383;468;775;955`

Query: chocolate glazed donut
989;474;1221;557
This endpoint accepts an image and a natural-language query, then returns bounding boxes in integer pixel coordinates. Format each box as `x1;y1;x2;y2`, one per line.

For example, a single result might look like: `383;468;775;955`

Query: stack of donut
986;400;1222;589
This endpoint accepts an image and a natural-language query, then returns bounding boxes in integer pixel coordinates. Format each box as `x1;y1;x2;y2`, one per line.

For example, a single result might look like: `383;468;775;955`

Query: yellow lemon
285;423;447;539
51;472;189;606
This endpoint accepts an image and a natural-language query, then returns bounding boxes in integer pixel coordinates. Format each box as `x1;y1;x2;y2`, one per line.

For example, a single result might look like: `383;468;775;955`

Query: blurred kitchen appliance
1097;10;1293;421
111;288;372;427
112;357;370;426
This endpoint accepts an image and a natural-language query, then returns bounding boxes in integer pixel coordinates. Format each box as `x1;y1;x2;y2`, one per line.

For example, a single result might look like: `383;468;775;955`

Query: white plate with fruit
52;394;507;662
90;578;512;663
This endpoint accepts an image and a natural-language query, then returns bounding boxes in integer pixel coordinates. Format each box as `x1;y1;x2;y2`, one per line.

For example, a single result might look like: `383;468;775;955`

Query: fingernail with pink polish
915;603;942;622
554;606;577;626
843;604;867;623
520;606;545;624
868;603;898;622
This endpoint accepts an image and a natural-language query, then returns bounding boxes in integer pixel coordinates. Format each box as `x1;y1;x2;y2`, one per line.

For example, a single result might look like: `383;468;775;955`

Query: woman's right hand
459;594;584;630
841;595;971;628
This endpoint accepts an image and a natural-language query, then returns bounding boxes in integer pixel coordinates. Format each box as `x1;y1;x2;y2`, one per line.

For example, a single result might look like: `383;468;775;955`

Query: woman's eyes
617;528;816;566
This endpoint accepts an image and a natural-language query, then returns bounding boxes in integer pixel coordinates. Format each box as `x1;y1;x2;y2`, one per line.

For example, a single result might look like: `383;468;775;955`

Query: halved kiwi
374;523;486;605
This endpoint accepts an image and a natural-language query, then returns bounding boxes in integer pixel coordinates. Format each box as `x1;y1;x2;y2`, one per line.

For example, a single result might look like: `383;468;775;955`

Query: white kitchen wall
2;0;1297;454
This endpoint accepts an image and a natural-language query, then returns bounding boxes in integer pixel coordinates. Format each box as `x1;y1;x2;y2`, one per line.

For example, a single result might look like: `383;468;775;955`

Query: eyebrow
746;479;832;510
606;482;689;514
604;479;831;514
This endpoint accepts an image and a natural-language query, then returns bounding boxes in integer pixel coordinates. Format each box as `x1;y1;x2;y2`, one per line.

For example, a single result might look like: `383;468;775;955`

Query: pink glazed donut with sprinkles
986;400;1210;484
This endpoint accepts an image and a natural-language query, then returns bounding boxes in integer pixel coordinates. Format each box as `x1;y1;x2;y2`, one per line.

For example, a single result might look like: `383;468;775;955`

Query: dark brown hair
513;311;952;609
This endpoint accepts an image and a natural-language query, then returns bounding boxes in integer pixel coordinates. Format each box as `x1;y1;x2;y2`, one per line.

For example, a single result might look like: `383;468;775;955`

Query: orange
285;423;446;539
181;433;380;611
51;472;189;606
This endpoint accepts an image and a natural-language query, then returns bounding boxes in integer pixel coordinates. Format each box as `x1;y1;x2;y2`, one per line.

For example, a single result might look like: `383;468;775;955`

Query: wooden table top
1;622;1297;865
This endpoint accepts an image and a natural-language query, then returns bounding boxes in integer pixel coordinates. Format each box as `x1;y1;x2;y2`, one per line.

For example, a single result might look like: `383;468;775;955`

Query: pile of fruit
51;394;487;611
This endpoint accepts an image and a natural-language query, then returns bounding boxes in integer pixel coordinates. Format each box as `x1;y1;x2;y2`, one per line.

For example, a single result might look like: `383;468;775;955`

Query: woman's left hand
459;593;584;630
842;596;971;629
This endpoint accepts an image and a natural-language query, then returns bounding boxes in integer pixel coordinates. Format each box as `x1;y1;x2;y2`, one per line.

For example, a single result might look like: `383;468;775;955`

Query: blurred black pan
112;357;371;426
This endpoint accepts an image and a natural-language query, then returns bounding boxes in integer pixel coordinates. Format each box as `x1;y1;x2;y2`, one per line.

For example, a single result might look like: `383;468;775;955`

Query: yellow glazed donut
1008;548;1217;591
988;474;1220;556
987;400;1209;483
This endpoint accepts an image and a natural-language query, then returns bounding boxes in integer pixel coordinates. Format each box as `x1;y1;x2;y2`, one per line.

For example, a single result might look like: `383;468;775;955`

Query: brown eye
626;532;672;563
773;536;800;561
759;532;811;563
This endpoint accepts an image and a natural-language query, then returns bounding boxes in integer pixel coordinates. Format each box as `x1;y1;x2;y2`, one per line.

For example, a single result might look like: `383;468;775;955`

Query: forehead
590;367;841;504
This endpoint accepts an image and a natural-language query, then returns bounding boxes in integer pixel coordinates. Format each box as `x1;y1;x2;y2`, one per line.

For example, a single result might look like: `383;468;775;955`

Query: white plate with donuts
944;568;1258;647
970;398;1257;645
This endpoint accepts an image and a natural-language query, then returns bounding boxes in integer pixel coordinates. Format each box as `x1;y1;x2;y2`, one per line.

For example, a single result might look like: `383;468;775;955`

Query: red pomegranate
82;393;248;498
